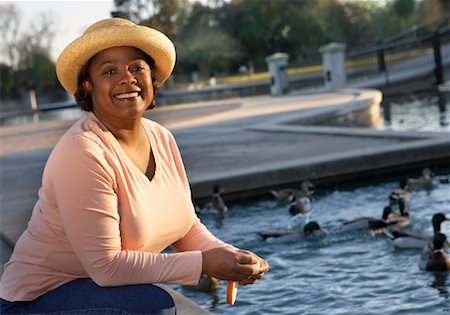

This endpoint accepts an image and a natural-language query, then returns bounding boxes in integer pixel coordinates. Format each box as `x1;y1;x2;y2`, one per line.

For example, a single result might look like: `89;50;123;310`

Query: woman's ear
82;80;92;94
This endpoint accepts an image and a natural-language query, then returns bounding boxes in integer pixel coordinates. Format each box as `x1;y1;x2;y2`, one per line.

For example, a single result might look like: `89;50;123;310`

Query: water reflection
1;106;84;127
429;271;449;299
438;90;449;127
381;88;450;131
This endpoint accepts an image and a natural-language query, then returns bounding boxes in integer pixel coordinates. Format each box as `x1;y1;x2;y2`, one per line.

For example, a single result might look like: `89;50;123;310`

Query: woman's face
83;46;154;122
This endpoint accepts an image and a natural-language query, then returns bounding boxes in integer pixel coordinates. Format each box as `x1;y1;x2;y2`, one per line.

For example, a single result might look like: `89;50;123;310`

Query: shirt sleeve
171;217;230;252
48;134;203;287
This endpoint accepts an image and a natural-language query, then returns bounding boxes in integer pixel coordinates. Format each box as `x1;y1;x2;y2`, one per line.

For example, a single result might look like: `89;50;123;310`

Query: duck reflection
438;90;449;127
429;271;449;299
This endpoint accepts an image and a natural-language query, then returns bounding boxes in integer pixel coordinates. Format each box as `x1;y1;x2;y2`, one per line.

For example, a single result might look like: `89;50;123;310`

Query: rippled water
381;89;450;132
174;173;450;314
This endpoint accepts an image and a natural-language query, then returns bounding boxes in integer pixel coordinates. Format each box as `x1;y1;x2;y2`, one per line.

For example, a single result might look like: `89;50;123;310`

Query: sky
3;0;206;62
3;1;117;61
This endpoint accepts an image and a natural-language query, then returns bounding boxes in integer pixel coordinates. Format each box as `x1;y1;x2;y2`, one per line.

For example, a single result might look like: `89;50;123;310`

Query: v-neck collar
89;112;159;185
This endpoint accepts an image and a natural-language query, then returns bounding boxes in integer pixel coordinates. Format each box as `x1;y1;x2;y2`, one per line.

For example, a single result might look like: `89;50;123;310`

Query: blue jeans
0;278;176;314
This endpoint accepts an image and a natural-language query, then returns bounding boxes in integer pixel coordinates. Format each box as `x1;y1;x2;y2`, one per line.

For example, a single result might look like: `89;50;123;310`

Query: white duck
341;206;403;232
258;221;326;243
288;194;312;216
385;212;449;249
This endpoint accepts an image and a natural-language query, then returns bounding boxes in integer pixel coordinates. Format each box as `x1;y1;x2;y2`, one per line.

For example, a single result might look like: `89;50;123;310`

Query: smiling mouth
115;92;140;99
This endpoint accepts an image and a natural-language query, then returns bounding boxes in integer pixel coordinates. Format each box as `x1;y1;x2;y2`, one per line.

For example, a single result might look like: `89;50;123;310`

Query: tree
0;3;59;101
417;0;450;24
219;0;326;67
178;28;243;77
112;0;189;41
312;0;381;48
0;4;21;69
0;63;15;98
392;0;416;17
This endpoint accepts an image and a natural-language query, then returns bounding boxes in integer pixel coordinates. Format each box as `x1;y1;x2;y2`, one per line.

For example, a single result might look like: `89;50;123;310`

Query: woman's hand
202;247;269;285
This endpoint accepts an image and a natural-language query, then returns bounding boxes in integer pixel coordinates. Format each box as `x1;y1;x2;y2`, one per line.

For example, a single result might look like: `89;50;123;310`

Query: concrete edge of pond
190;136;450;203
187;88;450;202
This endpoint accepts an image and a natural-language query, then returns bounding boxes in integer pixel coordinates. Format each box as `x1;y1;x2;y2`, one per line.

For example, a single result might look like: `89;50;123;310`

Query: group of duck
187;168;449;293
260;168;450;272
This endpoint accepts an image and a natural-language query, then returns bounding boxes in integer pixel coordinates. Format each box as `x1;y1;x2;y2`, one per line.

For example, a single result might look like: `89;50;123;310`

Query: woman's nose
120;70;137;85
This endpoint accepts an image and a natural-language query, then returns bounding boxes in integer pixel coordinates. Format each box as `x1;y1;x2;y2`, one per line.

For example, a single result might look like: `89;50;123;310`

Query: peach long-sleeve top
0;112;227;302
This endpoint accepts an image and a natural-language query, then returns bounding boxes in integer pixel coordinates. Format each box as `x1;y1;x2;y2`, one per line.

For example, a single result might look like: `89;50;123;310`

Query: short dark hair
74;50;159;112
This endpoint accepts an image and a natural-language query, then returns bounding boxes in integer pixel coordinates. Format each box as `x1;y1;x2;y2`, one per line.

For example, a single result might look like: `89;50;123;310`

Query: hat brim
56;19;176;95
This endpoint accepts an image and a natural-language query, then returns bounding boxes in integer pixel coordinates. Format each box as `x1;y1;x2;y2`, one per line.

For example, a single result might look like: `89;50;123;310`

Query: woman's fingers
239;251;269;279
238;277;257;285
237;250;258;264
202;247;268;282
259;258;270;273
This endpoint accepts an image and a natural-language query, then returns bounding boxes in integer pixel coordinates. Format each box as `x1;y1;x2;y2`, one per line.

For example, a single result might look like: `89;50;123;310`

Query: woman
0;18;268;314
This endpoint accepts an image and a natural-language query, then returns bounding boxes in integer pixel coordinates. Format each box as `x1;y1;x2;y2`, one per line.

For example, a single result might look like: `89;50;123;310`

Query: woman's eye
132;66;145;72
103;68;115;75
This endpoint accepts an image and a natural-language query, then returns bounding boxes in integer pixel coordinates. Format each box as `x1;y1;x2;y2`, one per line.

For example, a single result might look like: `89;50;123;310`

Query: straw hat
56;18;176;95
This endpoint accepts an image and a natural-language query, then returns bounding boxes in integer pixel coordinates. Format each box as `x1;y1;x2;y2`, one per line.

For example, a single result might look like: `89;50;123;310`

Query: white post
265;53;289;96
319;43;347;90
29;89;39;122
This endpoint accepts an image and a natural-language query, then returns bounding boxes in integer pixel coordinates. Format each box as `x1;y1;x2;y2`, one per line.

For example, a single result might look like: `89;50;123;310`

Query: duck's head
289;192;297;202
382;206;393;220
213;184;224;195
399;177;409;190
432;213;450;233
433;233;450;250
300;180;314;190
303;221;322;236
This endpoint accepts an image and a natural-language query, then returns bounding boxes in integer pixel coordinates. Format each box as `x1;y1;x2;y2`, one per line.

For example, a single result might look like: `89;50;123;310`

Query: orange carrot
226;281;238;305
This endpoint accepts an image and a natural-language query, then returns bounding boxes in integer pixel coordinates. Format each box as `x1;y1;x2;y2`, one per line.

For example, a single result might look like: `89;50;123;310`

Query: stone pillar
319;43;347;90
265;53;289;96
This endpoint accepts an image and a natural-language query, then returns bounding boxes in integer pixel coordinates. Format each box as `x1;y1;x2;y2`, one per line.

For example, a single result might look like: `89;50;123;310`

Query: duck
407;168;434;191
270;181;314;204
388;177;412;207
288;194;312;216
182;275;219;292
384;199;411;228
385;212;449;249
201;184;228;214
341;206;403;232
422;233;450;271
258;220;326;243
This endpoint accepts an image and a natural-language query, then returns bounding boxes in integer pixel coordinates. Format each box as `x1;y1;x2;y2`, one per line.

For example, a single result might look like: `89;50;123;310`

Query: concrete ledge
186;88;450;201
190;136;450;202
156;285;212;315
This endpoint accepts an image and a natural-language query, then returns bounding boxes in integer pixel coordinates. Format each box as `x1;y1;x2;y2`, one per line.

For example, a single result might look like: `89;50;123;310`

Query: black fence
345;16;450;87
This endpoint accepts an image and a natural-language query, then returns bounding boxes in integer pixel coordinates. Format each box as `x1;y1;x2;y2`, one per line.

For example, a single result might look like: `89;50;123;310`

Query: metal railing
344;25;450;86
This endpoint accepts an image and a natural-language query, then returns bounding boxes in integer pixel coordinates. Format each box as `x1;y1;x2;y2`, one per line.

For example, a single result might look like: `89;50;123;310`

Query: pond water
380;88;450;133
175;172;450;314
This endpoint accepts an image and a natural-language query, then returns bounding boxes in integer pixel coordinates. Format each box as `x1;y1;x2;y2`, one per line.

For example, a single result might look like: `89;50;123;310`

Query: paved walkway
1;88;449;313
